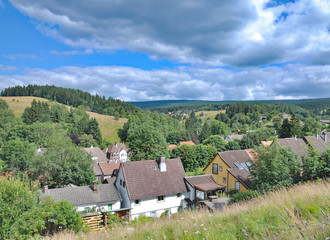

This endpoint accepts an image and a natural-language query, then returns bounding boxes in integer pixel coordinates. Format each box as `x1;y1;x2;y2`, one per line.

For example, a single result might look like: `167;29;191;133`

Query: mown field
45;180;329;240
195;110;226;122
0;96;127;143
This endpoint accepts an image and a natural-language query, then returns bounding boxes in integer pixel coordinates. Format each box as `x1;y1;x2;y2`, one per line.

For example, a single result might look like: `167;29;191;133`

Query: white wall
76;201;121;213
130;193;187;220
119;149;128;162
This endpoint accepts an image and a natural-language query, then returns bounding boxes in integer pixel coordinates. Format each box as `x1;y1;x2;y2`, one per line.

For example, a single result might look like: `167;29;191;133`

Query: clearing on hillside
0;96;127;142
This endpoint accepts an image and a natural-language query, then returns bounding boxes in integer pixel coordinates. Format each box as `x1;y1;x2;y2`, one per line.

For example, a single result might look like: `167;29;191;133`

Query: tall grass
44;180;329;240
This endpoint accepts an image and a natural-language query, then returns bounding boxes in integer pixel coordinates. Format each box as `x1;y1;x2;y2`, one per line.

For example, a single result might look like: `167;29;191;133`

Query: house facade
115;157;189;220
203;150;253;193
105;142;129;162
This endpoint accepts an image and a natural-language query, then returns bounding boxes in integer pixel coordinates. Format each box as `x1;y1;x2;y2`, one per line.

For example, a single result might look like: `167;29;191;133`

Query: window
135;199;140;205
157;195;165;202
223;177;226;183
235;181;240;190
108;204;112;211
212;163;218;174
123;181;126;188
234;162;244;169
219;166;223;172
176;193;181;198
150;211;156;217
120;179;123;186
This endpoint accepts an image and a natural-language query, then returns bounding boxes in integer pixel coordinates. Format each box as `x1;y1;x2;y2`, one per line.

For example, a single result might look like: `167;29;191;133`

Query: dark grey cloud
0;64;329;101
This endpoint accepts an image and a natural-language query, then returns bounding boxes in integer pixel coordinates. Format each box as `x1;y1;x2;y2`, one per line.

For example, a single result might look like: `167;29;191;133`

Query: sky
0;0;329;101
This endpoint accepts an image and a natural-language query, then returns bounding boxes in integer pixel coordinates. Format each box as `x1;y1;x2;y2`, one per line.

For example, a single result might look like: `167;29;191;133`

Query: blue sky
0;0;329;101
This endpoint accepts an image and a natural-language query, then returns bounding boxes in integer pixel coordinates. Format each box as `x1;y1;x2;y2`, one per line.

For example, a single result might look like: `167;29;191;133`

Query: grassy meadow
195;110;225;123
0;96;127;142
44;180;329;240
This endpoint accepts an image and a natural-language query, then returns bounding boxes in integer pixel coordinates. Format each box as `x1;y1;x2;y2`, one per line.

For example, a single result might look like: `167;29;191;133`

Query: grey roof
225;134;244;142
43;184;121;206
304;135;327;154
276;137;308;159
121;158;188;200
321;131;330;147
93;163;102;176
84;147;108;162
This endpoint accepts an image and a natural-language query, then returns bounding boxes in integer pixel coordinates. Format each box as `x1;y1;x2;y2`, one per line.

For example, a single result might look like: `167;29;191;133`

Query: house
320;120;330;126
83;146;108;181
272;137;308;159
98;161;120;182
84;146;108;162
42;183;122;213
178;141;195;146
303;134;327;154
184;175;225;202
203;150;253;193
115;157;189;220
225;134;244;143
260;114;267;121
260;140;273;147
105;142;129;162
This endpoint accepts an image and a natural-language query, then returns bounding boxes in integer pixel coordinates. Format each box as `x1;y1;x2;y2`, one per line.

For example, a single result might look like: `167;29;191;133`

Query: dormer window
157;195;164;202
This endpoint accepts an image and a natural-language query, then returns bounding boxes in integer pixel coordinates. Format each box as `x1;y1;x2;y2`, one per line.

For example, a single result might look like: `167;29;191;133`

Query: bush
229;190;259;204
228;189;239;196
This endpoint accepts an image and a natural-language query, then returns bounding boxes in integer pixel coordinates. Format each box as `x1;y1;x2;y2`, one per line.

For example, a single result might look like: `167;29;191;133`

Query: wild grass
0;96;127;142
43;180;330;240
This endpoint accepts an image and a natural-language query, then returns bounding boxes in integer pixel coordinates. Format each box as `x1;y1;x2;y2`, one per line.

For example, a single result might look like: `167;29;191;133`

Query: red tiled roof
99;162;120;176
84;147;108;162
168;144;176;150
121;159;187;200
178;141;195;146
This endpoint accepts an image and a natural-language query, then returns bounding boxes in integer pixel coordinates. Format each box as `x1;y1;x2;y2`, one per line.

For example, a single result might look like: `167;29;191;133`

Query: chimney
37;146;41;153
91;145;93;149
115;142;118;148
316;133;319;139
324;133;327;143
159;156;166;172
43;185;48;195
294;135;297;140
92;182;97;192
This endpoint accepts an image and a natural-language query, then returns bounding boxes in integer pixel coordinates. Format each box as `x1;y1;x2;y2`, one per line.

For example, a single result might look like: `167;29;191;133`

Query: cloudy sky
0;0;329;101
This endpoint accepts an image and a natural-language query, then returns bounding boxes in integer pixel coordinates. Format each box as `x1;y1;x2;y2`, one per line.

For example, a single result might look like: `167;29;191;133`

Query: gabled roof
185;174;225;191
276;137;308;158
106;142;128;153
84;147;107;162
218;150;253;189
93;163;102;176
121;159;188;200
99;162;120;176
44;184;121;206
304;135;327;154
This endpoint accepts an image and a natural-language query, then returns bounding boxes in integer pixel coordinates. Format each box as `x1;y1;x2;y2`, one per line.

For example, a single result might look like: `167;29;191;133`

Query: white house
105;142;129;162
115;157;189;220
43;183;121;213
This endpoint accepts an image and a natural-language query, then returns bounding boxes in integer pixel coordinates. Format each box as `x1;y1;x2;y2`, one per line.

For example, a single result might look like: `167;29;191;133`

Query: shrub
229;190;259;204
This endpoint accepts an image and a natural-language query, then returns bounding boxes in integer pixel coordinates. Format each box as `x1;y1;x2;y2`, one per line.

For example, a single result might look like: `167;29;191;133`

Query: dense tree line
1;85;141;118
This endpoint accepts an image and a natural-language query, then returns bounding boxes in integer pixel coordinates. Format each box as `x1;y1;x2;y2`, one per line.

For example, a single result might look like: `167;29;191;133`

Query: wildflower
184;230;188;233
200;224;204;227
204;228;207;231
195;231;200;234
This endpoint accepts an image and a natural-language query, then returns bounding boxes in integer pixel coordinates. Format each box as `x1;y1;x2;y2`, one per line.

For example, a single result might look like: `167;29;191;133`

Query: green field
0;96;127;143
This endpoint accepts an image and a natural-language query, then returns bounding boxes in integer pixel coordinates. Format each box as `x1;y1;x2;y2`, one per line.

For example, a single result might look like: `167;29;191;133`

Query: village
42;130;330;230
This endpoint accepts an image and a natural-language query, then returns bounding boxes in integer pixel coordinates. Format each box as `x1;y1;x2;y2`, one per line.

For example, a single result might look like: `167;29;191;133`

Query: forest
0;85;329;238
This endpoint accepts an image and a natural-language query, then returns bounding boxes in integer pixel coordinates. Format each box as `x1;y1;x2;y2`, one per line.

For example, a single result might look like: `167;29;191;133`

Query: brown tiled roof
178;141;195;146
84;147;107;162
304;135;327;154
218;150;253;189
185;174;217;187
99;162;120;176
195;182;225;192
185;175;225;191
93;163;102;176
121;159;187;200
106;143;128;153
276;137;308;158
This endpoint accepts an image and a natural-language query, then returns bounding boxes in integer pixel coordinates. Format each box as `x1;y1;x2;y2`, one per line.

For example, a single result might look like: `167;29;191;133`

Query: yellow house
203;150;253;193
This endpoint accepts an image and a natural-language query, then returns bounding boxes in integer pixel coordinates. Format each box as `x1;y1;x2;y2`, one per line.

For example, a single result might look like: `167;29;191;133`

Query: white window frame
235;181;240;190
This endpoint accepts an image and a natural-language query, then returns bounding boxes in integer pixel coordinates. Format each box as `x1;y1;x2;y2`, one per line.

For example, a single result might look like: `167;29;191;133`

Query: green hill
0;96;127;143
45;180;329;240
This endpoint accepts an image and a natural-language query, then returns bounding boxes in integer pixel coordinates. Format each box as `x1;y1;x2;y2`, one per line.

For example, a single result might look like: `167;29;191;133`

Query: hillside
45;180;329;240
0;96;127;143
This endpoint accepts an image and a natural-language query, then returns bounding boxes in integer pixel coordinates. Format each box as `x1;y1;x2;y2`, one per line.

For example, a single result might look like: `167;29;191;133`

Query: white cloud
51;49;93;56
3;54;37;60
0;64;16;71
8;0;330;67
0;64;329;101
